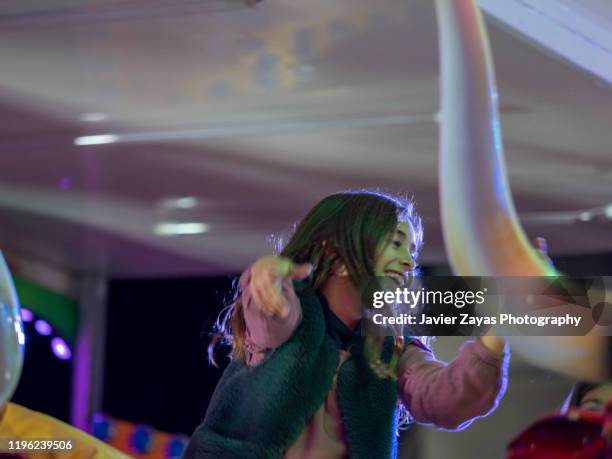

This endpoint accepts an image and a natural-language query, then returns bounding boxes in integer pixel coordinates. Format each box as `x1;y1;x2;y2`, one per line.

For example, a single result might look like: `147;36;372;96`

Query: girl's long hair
209;190;424;426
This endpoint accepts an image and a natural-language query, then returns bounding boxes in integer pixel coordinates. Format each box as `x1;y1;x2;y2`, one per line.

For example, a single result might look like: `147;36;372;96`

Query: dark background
102;275;234;435
13;274;235;436
12;322;73;422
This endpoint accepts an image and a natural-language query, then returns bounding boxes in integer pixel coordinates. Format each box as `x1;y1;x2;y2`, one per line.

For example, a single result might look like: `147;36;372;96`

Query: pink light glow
51;337;72;360
20;308;33;322
34;319;52;336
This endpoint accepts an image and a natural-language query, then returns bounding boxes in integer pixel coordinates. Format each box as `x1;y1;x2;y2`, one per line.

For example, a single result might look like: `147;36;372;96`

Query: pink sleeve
398;338;509;430
239;267;302;366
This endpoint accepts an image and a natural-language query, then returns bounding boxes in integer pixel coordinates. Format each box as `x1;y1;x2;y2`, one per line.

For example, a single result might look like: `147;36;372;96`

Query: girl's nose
400;256;416;273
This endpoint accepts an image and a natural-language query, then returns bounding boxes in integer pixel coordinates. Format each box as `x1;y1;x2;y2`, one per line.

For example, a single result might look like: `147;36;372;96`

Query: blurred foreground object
0;250;127;458
0;251;24;409
435;0;610;381
0;403;129;459
506;403;611;459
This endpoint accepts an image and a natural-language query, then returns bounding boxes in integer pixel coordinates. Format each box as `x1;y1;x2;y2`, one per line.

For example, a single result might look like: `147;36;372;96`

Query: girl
184;191;508;459
566;382;612;414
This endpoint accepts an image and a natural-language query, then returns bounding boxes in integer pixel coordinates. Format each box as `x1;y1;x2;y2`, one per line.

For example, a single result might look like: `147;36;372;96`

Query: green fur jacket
183;283;400;459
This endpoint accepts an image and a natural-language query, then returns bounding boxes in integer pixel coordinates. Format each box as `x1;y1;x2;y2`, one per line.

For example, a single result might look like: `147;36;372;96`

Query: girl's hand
479;237;552;356
249;256;311;318
534;237;554;267
479;335;506;356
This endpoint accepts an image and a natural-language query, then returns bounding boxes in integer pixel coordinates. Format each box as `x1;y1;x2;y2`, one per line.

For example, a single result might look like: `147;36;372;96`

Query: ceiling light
176;197;198;208
161;197;198;209
577;211;592;222
80;113;108;122
74;134;118;146
153;222;209;236
71;114;434;146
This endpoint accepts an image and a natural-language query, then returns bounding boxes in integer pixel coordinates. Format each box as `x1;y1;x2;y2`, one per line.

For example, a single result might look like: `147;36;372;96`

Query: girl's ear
332;260;349;277
319;240;347;276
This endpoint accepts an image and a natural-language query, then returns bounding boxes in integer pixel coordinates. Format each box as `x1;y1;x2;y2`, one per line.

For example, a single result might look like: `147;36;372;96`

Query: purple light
20;308;34;322
58;177;72;190
34;319;52;336
51;337;72;360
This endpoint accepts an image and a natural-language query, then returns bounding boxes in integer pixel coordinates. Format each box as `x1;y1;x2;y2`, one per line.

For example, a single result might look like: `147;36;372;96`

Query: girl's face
580;382;612;412
374;221;417;286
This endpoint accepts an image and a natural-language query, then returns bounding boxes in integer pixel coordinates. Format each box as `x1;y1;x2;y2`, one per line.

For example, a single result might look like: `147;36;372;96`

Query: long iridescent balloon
435;0;556;277
434;0;607;381
0;251;24;408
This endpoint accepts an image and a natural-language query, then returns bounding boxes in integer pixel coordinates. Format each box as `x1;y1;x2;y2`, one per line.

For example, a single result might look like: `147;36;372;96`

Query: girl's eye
392;241;402;249
580;400;602;412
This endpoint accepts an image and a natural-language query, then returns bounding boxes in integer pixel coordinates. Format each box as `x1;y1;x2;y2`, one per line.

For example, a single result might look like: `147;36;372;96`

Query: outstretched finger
533;236;555;271
288;263;312;281
274;258;295;278
534;237;548;255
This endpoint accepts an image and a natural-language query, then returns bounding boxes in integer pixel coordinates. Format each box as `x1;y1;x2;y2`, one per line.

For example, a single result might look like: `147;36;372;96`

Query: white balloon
0;251;24;408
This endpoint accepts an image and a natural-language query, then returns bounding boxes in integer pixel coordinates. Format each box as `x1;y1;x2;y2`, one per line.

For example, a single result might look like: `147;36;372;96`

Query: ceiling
0;0;610;280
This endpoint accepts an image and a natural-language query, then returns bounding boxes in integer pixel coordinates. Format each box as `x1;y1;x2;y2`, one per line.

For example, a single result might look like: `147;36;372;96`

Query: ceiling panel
0;0;610;277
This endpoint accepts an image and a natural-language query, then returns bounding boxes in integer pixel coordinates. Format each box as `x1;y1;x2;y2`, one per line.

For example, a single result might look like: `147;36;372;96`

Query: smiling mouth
385;271;406;287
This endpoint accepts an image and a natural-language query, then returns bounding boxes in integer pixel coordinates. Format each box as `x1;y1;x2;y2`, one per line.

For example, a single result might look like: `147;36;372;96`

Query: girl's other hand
479;335;506;356
534;236;554;267
480;238;552;356
249;256;311;318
